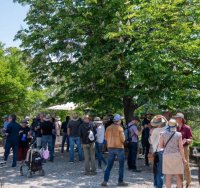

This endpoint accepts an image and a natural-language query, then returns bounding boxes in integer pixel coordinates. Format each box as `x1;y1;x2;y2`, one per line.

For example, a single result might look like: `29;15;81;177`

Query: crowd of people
1;112;193;188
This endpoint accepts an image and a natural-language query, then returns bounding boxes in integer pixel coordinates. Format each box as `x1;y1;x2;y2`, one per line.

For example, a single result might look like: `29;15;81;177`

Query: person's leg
95;142;101;168
165;174;172;188
132;142;138;170
4;142;11;161
12;144;18;167
37;137;42;149
142;142;145;155
184;146;191;186
48;136;54;161
83;144;90;173
66;135;69;151
156;151;164;188
99;143;107;166
90;143;96;172
154;170;158;187
52;135;56;158
69;137;75;161
117;149;125;183
104;149;116;182
61;133;66;152
145;142;150;166
41;136;47;149
127;144;132;169
76;137;83;161
175;174;183;188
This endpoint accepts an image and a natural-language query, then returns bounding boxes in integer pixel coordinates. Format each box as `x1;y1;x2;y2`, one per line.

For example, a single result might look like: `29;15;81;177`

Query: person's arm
132;126;139;136
186;127;192;145
27;128;31;138
5;124;11;135
40;124;43;135
119;127;125;143
67;122;70;136
105;129;108;141
159;134;164;149
179;135;187;165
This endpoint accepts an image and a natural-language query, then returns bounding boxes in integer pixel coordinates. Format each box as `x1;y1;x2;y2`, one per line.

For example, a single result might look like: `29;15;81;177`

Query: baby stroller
20;139;45;178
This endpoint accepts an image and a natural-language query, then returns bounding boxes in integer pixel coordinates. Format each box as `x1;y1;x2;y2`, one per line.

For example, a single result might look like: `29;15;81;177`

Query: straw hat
151;116;166;127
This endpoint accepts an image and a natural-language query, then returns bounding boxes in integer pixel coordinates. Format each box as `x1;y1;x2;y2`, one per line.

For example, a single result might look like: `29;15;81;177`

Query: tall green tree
15;0;200;123
0;43;45;119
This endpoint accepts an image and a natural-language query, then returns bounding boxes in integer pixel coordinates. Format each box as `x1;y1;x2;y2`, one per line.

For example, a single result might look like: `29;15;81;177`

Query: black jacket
79;122;96;144
6;121;21;144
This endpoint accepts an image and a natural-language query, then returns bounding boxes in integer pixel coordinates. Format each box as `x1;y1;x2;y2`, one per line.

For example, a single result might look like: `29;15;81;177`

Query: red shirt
177;124;192;146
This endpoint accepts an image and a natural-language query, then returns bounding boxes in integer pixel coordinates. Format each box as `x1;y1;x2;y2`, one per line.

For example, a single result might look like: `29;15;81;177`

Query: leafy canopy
15;0;200;121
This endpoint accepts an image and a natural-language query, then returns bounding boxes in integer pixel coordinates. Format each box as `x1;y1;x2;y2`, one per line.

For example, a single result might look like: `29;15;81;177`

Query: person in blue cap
101;114;128;187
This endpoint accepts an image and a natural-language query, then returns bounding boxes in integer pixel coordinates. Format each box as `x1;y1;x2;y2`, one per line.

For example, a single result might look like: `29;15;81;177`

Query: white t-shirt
96;124;105;144
150;126;166;152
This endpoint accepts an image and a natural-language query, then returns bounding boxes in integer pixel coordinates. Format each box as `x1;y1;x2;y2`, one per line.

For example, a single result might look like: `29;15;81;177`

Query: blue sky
0;0;28;47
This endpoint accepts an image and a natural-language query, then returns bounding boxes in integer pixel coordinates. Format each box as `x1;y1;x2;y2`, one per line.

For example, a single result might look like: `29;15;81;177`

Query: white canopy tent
47;102;77;111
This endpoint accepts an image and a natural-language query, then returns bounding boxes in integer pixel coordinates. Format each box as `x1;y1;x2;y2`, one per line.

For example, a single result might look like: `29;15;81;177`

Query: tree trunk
123;96;138;125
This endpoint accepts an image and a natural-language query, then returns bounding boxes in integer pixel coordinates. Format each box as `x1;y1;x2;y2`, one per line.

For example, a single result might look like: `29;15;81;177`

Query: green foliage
15;0;200;123
0;43;45;121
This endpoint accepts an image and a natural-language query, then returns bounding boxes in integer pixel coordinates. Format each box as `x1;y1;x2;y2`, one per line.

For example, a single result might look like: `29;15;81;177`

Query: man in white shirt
94;117;107;170
150;115;167;188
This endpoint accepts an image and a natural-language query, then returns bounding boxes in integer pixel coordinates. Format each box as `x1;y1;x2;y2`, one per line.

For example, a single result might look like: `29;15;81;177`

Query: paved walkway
0;147;199;188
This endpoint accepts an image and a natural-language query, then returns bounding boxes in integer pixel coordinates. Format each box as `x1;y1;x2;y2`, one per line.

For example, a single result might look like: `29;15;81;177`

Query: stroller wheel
39;169;45;176
27;170;32;178
20;165;29;176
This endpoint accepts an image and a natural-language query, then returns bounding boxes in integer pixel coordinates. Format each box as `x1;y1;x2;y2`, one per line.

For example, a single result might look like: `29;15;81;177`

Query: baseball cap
113;114;122;122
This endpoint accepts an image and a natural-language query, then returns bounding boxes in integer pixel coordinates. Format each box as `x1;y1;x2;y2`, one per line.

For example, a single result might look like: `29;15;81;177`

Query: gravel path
0;147;199;188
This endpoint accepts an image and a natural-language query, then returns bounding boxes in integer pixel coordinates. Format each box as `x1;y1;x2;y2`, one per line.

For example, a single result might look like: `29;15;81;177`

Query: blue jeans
69;137;83;161
95;142;107;168
52;135;56;157
61;133;69;152
4;142;18;166
42;135;54;161
127;142;138;169
153;151;164;188
104;148;125;183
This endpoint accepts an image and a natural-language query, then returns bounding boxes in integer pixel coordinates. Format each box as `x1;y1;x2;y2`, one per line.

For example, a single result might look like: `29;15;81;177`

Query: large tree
0;43;45;118
15;0;200;123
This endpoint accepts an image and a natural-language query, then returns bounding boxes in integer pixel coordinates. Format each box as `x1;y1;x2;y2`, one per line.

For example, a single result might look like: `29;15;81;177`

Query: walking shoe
117;182;128;186
68;161;74;163
84;172;90;175
132;169;141;172
101;182;108;187
90;171;97;175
